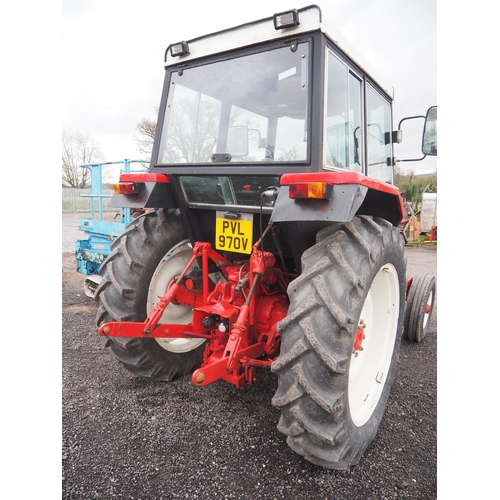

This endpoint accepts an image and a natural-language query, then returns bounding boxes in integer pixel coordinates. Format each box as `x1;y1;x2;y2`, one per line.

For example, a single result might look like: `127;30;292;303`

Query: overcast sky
62;0;437;174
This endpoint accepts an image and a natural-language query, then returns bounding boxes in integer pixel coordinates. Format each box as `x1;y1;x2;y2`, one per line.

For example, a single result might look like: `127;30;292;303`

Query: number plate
215;212;253;254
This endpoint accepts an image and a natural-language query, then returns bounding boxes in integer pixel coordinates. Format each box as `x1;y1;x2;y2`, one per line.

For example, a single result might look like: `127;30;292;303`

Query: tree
134;108;158;157
393;163;405;187
162;99;220;163
394;165;438;205
400;172;419;203
62;131;102;188
135;101;221;163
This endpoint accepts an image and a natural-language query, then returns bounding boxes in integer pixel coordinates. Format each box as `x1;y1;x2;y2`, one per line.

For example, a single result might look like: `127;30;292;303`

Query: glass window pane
366;86;392;183
160;85;221;163
325;51;363;172
349;73;363;173
275;116;307;161
180;175;280;207
229;106;268;161
158;43;309;164
325;52;348;168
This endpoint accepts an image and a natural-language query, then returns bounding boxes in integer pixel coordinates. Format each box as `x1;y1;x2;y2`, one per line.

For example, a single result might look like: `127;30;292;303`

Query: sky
62;0;437;175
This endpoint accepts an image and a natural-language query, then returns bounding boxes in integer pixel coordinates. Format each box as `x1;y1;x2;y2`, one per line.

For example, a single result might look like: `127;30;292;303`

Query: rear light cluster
114;181;137;195
289;182;332;200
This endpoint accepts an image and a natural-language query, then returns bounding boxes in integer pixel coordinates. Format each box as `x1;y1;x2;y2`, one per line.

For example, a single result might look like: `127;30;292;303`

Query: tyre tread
271;216;405;469
94;209;204;381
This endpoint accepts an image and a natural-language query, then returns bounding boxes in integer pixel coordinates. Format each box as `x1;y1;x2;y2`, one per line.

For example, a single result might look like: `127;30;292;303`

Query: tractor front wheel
271;216;406;469
94;209;205;381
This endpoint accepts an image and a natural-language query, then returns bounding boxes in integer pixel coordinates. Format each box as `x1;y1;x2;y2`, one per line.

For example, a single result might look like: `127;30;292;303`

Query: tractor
95;5;437;469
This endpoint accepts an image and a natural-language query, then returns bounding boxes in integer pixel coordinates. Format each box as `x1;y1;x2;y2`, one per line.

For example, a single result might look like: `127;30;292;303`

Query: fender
109;173;178;209
271;171;404;226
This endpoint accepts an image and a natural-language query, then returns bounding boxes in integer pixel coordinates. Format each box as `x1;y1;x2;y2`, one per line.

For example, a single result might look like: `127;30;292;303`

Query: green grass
406;235;437;247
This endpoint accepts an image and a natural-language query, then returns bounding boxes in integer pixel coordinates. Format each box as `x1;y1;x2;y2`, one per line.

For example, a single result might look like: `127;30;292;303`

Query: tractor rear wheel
94;209;205;381
271;216;405;469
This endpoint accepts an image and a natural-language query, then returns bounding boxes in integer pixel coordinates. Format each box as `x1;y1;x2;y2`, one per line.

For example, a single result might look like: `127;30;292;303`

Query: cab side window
366;85;392;183
324;50;363;173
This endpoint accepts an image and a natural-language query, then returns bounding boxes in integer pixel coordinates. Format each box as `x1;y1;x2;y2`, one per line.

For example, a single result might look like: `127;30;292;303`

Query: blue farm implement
75;159;148;295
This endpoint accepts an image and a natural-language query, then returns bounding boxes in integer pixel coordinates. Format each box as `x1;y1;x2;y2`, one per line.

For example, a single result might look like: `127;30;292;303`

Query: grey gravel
62;244;437;499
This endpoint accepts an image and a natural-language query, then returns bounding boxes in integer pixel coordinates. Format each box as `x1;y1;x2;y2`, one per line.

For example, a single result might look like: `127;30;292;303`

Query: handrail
80;159;149;224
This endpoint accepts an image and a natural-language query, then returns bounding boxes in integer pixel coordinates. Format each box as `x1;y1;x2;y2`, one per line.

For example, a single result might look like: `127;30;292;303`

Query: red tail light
114;182;137;195
289;182;332;200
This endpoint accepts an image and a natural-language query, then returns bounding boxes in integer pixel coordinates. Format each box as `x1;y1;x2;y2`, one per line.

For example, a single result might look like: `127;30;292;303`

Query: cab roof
164;4;394;99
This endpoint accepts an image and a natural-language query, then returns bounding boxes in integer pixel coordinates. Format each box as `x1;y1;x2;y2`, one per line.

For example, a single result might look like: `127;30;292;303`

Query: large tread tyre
94;209;204;381
271;216;406;469
403;273;436;342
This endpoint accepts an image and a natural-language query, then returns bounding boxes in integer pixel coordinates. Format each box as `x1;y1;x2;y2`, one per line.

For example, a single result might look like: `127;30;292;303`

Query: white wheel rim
348;263;400;427
148;240;205;353
423;290;433;330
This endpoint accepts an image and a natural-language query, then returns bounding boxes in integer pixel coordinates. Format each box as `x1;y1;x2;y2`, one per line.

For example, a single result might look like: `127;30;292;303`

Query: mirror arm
395;155;427;164
397;115;425;129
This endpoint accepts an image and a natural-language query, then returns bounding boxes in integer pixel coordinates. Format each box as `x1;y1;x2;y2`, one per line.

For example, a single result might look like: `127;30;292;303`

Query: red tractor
95;6;436;469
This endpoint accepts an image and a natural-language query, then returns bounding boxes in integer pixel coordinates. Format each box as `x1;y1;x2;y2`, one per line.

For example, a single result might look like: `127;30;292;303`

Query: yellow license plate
215;212;253;254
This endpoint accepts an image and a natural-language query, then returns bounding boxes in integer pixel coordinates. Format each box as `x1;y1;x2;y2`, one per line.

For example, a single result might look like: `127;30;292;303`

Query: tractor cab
112;5;435;269
151;6;396;197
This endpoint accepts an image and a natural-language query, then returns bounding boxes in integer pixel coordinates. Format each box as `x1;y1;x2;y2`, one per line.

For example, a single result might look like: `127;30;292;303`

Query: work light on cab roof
170;41;190;58
273;9;300;29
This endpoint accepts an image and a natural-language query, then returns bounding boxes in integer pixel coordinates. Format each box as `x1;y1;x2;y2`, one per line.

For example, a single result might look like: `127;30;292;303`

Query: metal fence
62;188;117;213
63;160;149;214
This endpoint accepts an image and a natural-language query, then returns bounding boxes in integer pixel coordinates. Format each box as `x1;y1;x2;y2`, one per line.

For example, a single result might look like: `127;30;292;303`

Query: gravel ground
62;235;437;499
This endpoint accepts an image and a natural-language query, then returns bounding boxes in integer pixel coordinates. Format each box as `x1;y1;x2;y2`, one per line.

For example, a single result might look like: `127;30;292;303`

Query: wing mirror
394;106;437;163
422;106;437;156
